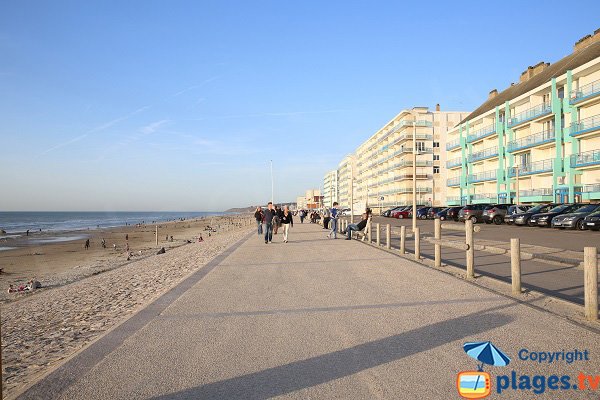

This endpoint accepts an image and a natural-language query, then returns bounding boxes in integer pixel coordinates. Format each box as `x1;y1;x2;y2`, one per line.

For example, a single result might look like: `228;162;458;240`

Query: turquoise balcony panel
570;78;600;104
446;157;462;168
468;170;497;183
508;159;554;177
507;102;552;127
446;138;461;151
507;129;555;152
447;177;461;187
519;188;554;202
466;124;496;143
446;196;461;205
468;146;499;162
571;149;600;168
570;114;600;137
582;184;600;200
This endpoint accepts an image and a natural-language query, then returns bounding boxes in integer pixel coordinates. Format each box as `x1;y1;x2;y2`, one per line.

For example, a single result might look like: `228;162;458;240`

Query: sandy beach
0;215;239;303
1;214;253;398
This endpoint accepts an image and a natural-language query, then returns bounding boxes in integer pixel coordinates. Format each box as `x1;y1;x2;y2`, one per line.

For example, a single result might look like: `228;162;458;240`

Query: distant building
323;170;338;208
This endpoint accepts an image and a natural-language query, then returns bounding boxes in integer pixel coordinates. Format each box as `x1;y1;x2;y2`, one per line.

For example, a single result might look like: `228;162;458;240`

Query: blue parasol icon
463;341;511;371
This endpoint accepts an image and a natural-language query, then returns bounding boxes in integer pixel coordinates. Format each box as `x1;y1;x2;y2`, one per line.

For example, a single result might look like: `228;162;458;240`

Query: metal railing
583;183;600;193
472;193;496;200
469;146;499;162
519;188;553;197
508;158;554;177
468;170;497;183
507;129;555;152
571;149;600;168
446;138;461;150
467;124;496;143
446;157;462;168
570;114;600;137
571;78;600;103
446;196;460;202
508;102;552;127
447;177;461;186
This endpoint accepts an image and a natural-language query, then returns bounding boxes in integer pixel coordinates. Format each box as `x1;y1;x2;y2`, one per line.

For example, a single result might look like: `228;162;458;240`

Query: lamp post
270;160;274;204
514;164;520;205
412;121;417;231
349;155;355;224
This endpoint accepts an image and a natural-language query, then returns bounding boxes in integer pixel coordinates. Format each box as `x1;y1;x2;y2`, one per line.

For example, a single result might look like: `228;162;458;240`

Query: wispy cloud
140;119;169;135
169;76;220;98
41;105;151;154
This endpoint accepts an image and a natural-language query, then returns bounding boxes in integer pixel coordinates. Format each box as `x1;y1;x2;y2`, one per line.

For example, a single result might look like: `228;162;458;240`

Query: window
433;141;440;148
433;166;440;174
558;87;564;99
416;141;426;152
542;93;550;104
433;155;440;161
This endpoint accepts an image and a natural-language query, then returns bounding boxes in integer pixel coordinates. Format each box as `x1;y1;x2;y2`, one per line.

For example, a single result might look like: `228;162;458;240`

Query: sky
1;1;599;211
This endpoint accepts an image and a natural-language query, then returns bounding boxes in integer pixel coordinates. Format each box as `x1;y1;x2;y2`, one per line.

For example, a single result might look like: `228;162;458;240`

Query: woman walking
281;205;294;243
254;206;264;235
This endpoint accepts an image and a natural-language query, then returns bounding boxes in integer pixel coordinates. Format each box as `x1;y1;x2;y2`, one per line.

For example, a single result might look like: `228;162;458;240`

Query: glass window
433;166;440;174
433;155;440;161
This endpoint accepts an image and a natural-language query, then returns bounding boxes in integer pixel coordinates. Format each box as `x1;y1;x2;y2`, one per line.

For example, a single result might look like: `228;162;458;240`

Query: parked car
392;205;424;219
340;208;352;216
513;203;558;226
530;204;588;227
445;206;464;222
482;204;513;225
504;205;533;224
457;204;492;223
583;210;600;231
383;206;403;217
416;207;431;220
550;204;600;230
426;207;444;219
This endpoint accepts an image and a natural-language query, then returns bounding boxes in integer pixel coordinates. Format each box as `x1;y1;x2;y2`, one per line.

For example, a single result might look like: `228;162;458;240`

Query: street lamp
513;164;520;205
412;121;417;231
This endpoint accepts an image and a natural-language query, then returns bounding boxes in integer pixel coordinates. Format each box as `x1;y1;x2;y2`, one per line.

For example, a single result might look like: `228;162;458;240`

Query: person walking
273;205;282;234
281;205;294;243
299;209;306;224
327;202;339;239
84;239;90;250
263;202;275;244
254;206;264;235
322;207;331;230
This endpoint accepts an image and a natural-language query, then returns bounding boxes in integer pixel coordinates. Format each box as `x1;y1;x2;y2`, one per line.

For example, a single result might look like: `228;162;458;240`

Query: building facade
323;170;338;208
332;107;468;213
446;31;600;206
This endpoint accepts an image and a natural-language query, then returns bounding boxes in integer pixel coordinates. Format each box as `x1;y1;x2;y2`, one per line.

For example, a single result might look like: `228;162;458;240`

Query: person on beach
198;234;204;242
26;229;29;236
101;238;106;248
327;202;339;239
281;205;294;243
85;239;90;250
342;213;369;240
263;202;275;244
254;207;264;235
125;234;129;241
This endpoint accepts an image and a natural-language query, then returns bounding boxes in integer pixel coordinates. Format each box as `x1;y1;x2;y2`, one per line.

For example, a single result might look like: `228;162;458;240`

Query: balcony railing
570;114;600;137
508;102;552;127
519;188;553;197
467;124;496;143
472;193;496;200
447;177;461;186
446;157;462;168
378;174;432;185
446;138;461;151
507;129;555;152
571;78;600;104
446;196;460;202
468;146;499;162
571;149;600;168
583;183;600;193
468;170;497;183
508;158;554;177
365;119;433;152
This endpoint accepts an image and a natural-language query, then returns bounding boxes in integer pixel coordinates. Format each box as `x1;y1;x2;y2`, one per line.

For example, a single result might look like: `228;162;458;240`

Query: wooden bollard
367;220;372;243
434;219;441;268
400;226;406;254
511;238;522;295
386;224;391;249
584;247;598;321
155;225;158;246
465;219;474;279
376;223;380;246
414;227;420;260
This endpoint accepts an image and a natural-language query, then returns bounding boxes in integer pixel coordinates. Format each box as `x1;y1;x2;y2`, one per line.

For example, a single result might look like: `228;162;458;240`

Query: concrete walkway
19;223;600;400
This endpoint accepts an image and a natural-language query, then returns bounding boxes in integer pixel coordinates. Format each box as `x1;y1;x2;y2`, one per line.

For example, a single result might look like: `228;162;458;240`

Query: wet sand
0;215;242;302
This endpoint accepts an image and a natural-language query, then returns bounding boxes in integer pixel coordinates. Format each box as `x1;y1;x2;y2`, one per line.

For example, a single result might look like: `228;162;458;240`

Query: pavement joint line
351;235;600;335
15;230;255;400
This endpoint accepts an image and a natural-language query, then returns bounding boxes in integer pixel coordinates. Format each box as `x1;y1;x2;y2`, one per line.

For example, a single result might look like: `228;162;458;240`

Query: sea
0;211;227;235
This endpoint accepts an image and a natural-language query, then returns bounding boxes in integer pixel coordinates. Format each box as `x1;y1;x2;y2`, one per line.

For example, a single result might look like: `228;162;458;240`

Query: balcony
571;149;600;168
468;170;497;183
507;102;552;127
583;183;600;194
508;158;554;177
468;146;499;162
519;188;554;201
446;157;462;168
447;177;461;187
570;78;600;104
446;138;461;151
472;193;496;203
570;114;600;137
467;124;496;143
507;129;555;152
386;133;433;148
446;196;461;205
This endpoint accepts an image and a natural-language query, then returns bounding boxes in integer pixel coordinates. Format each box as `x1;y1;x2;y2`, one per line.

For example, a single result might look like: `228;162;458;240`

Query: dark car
513;203;558;226
426;207;444;219
504;205;533;224
445;206;464;222
482;204;513;225
583;210;600;231
551;204;600;230
416;207;431;220
530;204;588;227
457;204;492;223
435;207;451;220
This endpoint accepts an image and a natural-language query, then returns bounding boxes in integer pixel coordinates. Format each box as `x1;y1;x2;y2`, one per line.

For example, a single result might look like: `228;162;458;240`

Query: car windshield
569;204;598;213
548;204;570;213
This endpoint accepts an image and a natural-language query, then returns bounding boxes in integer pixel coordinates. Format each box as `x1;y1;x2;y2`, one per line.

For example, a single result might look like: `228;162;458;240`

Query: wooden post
400;226;406;254
376;223;380;246
414;227;420;260
155;225;158;246
465;219;474;279
367;219;372;243
584;247;598;321
386;224;391;249
434;218;441;268
511;238;522;295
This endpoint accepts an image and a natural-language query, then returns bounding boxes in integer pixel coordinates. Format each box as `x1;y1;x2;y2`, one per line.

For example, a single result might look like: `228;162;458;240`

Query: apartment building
446;30;600;206
323;170;338;208
334;107;468;212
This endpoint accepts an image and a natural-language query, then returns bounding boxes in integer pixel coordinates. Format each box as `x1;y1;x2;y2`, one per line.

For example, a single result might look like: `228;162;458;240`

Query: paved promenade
19;223;599;400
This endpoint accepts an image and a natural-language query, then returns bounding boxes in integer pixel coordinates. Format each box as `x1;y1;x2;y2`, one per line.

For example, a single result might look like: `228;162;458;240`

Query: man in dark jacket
263;202;275;244
343;213;369;240
254;206;264;235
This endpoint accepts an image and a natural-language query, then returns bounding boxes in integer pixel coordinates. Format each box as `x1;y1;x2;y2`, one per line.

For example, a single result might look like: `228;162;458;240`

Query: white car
340;208;352;216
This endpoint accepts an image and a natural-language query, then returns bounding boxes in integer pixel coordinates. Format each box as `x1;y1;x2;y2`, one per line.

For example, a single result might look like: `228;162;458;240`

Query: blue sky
1;1;599;211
